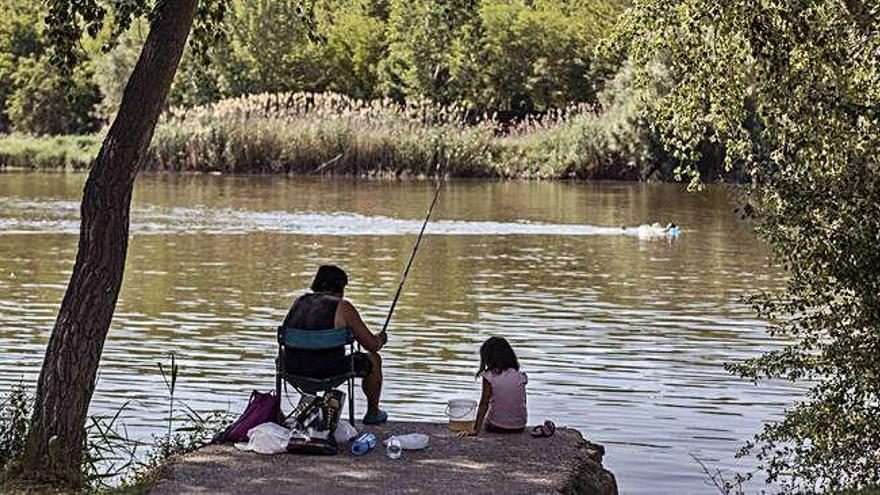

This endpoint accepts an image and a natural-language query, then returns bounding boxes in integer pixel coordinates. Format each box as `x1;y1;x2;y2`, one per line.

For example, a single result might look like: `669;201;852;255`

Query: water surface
0;172;794;493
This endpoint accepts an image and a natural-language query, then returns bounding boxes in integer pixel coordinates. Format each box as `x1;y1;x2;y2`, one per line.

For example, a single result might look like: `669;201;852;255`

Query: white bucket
445;398;477;432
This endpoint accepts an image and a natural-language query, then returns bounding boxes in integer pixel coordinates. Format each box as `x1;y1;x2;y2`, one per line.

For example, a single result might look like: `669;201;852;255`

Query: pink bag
213;390;280;444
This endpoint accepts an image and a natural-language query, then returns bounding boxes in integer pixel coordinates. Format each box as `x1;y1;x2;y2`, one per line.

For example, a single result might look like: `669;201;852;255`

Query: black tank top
282;293;345;377
284;293;340;329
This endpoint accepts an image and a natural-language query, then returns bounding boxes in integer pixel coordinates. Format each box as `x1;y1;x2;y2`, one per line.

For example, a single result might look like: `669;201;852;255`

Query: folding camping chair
275;326;357;425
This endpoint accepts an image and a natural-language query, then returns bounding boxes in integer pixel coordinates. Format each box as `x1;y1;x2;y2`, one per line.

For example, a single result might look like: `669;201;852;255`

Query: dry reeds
0;91;658;179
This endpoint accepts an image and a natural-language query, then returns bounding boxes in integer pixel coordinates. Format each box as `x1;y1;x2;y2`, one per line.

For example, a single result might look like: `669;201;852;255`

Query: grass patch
0;134;101;170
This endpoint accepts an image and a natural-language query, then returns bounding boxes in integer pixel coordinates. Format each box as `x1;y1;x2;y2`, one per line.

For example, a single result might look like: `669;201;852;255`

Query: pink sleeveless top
481;369;528;429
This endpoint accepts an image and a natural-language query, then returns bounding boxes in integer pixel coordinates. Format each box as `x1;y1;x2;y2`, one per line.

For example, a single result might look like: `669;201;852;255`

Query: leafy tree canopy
43;0;226;71
608;0;880;491
3;0;630;132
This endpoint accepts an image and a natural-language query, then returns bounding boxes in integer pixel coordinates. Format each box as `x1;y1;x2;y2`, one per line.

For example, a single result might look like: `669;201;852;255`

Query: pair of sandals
530;420;556;438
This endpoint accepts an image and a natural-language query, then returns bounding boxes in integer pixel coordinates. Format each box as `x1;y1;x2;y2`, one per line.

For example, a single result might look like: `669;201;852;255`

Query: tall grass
144;91;655;178
0;90;662;179
0;355;233;492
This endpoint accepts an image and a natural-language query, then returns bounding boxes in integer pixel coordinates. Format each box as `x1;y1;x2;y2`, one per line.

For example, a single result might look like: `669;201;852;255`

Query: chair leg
348;343;356;425
275;373;282;420
348;378;355;426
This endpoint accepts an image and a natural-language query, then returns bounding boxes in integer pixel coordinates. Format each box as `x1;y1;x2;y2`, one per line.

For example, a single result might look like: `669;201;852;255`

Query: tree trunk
19;0;197;486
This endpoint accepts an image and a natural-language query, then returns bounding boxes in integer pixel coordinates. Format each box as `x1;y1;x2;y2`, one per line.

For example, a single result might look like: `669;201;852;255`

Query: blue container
351;432;377;456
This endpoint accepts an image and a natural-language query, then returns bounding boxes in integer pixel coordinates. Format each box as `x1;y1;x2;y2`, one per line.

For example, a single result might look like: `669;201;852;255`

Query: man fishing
282;169;443;426
282;265;389;424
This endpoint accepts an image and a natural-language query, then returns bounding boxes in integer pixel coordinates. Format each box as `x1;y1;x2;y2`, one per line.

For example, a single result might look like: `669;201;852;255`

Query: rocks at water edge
559;439;618;495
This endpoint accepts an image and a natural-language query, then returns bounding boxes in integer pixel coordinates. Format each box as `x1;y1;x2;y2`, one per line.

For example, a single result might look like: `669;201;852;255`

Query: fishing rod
380;166;445;334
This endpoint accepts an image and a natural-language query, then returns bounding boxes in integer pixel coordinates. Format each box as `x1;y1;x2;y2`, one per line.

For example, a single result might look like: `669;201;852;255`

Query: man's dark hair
477;336;520;376
311;265;348;294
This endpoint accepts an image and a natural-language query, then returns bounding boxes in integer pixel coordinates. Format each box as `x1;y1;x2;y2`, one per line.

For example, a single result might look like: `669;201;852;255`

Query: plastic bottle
350;432;377;456
385;438;402;459
385;433;429;450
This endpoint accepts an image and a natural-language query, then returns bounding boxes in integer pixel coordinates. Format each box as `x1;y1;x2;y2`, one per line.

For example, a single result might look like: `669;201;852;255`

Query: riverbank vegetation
0;0;624;130
613;0;880;491
1;356;231;492
2;78;678;179
0;0;742;181
0;134;100;170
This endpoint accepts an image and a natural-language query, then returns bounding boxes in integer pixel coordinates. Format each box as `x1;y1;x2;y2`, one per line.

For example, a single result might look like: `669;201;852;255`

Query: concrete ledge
150;422;617;495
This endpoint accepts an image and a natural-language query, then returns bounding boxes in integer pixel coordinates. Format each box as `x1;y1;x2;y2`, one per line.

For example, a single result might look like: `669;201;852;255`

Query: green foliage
609;0;880;491
4;0;630;134
320;1;387;99
214;0;324;96
90;0;627;118
474;0;609;112
0;383;33;476
380;0;481;104
42;0;226;71
0;0;46;130
377;0;620;113
94;21;222;120
0;133;101;169
128;407;231;484
0;367;232;491
6;55;102;135
157;352;179;442
81;402;142;487
167;47;223;109
92;23;146;120
33;0;226;127
121;353;232;489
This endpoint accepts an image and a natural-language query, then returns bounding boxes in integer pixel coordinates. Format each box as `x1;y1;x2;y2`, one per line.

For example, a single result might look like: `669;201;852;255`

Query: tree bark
19;0;198;486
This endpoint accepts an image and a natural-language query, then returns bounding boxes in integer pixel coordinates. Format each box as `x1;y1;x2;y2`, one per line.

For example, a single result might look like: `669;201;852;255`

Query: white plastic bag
334;419;358;443
383;433;429;450
234;422;290;455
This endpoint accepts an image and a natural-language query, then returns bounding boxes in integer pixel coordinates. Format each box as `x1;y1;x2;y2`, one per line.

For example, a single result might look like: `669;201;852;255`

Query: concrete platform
149;421;617;495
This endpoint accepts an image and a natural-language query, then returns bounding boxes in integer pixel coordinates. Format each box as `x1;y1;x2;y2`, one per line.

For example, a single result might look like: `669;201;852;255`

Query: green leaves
42;0;226;71
613;0;880;490
0;383;33;474
44;0;109;71
6;55;102;135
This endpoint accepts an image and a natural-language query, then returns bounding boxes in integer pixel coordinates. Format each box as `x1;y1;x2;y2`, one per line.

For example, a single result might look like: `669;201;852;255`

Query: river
0;172;797;493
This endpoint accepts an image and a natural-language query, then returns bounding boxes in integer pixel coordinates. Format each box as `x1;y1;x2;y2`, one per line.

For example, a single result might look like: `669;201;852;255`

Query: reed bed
0;91;656;179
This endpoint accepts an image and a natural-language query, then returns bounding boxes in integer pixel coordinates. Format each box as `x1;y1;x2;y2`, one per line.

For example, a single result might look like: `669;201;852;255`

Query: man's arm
339;299;386;352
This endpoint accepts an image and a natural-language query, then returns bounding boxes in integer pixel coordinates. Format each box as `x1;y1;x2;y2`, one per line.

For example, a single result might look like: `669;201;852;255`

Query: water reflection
0;172;794;494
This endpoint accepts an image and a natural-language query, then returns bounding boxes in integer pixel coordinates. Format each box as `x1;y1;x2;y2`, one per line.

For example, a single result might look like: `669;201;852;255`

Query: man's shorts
330;352;373;378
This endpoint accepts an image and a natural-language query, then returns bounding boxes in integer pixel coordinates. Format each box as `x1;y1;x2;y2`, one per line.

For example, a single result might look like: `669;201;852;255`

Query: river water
0;172;796;493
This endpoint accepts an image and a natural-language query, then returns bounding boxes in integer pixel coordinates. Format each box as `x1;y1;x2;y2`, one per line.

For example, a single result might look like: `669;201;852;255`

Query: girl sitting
461;336;528;436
